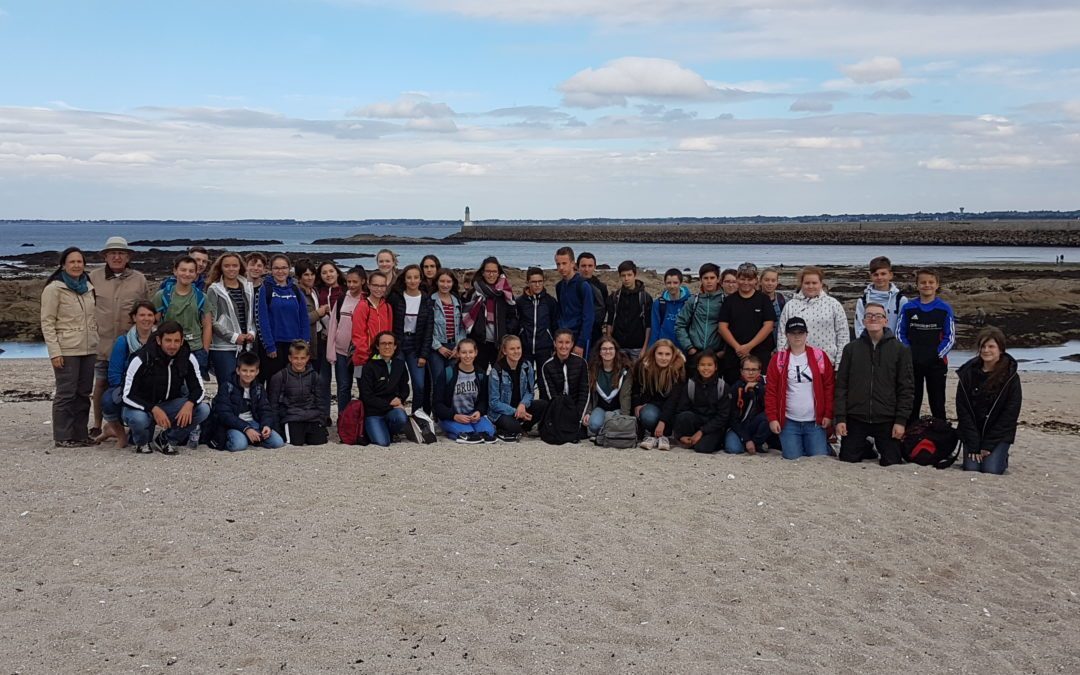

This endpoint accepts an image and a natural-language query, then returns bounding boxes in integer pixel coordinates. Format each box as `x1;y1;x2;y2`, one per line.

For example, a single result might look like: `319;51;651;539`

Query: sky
0;0;1078;220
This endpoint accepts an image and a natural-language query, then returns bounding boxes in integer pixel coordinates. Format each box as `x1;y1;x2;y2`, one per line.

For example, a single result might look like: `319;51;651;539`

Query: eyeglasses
741;367;760;372
864;313;887;320
378;341;396;347
271;266;290;271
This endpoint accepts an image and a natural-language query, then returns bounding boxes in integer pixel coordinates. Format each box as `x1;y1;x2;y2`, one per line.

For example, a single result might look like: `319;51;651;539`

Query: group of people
41;238;1022;474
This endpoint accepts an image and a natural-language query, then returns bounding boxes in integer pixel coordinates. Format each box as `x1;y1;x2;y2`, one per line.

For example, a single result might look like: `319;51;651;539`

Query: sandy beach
1;358;1078;673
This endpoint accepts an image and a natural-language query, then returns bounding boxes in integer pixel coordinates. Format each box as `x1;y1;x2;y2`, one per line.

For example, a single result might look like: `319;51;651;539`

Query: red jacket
765;346;835;427
351;297;393;366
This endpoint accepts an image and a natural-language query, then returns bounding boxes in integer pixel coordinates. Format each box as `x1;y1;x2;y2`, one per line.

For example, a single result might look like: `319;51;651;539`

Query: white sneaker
639;436;658;450
657;436;671;451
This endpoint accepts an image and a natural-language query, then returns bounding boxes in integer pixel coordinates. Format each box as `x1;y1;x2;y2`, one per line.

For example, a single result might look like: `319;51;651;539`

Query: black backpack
901;417;960;469
540;395;584;445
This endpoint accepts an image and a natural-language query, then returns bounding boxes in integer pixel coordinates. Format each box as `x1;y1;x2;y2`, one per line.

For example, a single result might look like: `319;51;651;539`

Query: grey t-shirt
452;370;479;415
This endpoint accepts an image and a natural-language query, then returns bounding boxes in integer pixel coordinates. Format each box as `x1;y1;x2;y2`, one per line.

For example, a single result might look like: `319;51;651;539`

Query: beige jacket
40;279;99;358
88;266;150;359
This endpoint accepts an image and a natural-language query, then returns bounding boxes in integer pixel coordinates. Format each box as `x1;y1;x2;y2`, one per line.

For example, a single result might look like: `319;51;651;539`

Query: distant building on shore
462;206;472;230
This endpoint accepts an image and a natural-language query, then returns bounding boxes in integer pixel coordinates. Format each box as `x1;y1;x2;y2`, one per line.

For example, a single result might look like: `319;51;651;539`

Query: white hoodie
777;290;850;369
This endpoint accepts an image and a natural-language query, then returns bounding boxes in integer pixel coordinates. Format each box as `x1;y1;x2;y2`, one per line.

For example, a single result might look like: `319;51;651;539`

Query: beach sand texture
1;360;1078;673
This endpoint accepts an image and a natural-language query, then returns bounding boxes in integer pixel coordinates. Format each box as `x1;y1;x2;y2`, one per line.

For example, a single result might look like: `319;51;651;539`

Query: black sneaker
483;434;498;444
134;443;153;454
496;431;521;443
455;432;484;445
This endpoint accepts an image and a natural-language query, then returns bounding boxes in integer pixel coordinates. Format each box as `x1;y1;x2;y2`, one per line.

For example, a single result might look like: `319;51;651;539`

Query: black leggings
493;399;549;434
672;411;724;454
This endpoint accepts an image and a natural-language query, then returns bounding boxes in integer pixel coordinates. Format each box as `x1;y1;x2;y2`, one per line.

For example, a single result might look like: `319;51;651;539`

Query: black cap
785;317;809;334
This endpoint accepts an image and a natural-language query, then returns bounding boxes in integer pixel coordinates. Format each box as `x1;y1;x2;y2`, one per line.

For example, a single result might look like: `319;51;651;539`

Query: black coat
387;290;434;360
516;290;559;357
209;373;278;446
121;339;205;411
432;367;489;421
956;354;1022;450
539;353;590;416
729;379;767;443
267;363;325;425
359;355;410;417
662;374;730;434
834;330;914;426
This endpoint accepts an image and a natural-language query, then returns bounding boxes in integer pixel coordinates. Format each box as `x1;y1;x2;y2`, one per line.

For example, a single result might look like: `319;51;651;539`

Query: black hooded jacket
122;338;205;412
956;353;1022;451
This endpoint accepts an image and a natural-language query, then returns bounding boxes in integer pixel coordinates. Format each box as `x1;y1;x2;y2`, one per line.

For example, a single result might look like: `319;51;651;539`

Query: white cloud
89;152;156;164
351;95;456;119
840;56;903;84
790;98;833;112
557;57;772;108
870;88;912;100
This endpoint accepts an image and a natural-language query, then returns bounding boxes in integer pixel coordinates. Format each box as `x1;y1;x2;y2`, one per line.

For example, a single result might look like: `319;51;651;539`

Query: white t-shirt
239;387;254;422
404;293;422;334
785;351;817;422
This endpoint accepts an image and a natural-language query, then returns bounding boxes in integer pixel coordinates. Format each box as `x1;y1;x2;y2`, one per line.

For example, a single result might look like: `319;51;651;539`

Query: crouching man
121;320;210;454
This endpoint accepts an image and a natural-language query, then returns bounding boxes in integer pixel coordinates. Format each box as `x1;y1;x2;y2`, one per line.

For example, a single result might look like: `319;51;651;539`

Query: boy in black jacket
605;260;652;361
209;352;284;451
517;267;559;372
724;355;771;454
267;340;328;446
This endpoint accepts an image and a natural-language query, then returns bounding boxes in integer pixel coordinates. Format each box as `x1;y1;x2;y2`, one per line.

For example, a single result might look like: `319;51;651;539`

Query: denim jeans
439;417;496;440
778;419;830;460
401;335;428;413
637;403;663;433
724;414;773;454
365;408;409;447
225;428;285;452
209;349;238;387
427;343;454;401
962;441;1010;475
334;354;354;414
101;385;123;423
587;407;614;437
122;398;211;446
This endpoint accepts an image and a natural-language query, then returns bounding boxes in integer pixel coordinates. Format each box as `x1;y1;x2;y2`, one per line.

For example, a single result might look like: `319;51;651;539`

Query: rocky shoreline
309;233;465;246
3;243;1078;349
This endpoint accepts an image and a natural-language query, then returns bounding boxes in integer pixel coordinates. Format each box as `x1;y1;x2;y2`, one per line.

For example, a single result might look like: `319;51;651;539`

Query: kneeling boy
209;352;285;451
267;340;328;446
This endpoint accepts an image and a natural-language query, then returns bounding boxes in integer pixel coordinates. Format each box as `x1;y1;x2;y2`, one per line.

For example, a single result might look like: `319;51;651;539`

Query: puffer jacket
776;291;850;368
267;362;325;425
956;353;1022;451
40;279;98;358
674;289;724;353
539;353;590;418
88;266;149;359
661;374;731;432
208;372;278;447
208;279;255;351
516;289;559;358
834;329;914;426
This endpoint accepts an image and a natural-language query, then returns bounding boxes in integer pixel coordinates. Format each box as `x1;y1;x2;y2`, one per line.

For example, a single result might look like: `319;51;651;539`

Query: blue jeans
637;403;663;433
101;386;123;422
334;354;354;414
192;348;209;381
317;346;333;419
401;337;428;413
428;343;454;398
587;407;614;437
724;414;773;454
123;398;211;446
440;417;496;440
962;441;1010;475
209;349;238;387
779;420;829;460
225;428;285;452
365;408;409;447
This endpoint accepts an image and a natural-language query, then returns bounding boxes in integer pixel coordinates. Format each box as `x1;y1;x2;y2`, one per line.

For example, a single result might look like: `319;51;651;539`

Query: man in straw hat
88;236;150;443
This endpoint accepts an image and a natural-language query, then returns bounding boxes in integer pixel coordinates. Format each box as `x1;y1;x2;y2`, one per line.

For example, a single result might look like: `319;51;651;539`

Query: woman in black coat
956;327;1022;475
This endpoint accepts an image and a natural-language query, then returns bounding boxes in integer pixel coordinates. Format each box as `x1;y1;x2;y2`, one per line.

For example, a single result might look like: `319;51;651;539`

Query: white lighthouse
462;206;472;229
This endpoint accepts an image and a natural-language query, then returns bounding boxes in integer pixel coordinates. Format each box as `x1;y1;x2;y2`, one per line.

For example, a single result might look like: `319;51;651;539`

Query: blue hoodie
256;277;311;352
896;296;955;365
555;273;595;352
649;285;690;347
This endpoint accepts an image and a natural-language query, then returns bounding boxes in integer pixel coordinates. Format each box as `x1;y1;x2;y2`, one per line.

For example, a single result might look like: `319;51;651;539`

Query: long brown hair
589;336;631;392
634;339;685;396
977;326;1011;393
207;251;247;285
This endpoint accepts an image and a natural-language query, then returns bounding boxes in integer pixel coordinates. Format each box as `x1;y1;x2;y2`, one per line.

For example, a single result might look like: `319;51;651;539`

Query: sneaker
186;424;201;449
155;433;178;455
496;431;521;443
639;437;658;450
455;432;484;445
657;436;671;451
134;444;153;454
54;440;83;448
412;411;438;444
483;434;498;444
403;418;422;443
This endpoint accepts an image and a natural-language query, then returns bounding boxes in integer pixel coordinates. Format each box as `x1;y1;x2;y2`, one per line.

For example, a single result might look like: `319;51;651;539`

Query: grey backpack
595;413;639;448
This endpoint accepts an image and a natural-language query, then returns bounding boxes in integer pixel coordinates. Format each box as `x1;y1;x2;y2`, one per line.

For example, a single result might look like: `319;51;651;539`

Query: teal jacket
674;289;724;353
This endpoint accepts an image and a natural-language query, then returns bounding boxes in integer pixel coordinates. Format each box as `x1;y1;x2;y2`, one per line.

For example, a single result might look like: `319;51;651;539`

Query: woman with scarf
41;247;99;447
97;300;157;448
463;256;517;373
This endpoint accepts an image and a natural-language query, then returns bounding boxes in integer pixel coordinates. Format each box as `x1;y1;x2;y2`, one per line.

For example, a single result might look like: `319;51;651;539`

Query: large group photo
4;0;1080;671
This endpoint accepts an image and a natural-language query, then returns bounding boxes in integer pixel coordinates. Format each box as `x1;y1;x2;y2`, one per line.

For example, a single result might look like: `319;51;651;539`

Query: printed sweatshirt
896;297;956;365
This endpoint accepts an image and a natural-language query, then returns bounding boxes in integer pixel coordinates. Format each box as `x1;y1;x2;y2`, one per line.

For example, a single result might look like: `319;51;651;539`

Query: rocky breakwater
450;220;1080;247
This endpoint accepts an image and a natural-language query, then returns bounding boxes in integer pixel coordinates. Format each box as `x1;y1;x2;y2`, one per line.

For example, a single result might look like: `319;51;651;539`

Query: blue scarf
61;271;89;295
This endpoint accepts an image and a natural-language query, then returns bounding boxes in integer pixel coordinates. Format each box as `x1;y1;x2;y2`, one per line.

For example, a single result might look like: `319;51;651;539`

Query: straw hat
101;236;133;254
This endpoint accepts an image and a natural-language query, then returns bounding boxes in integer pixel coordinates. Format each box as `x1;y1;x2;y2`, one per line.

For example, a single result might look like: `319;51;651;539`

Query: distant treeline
1;211;1077;227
